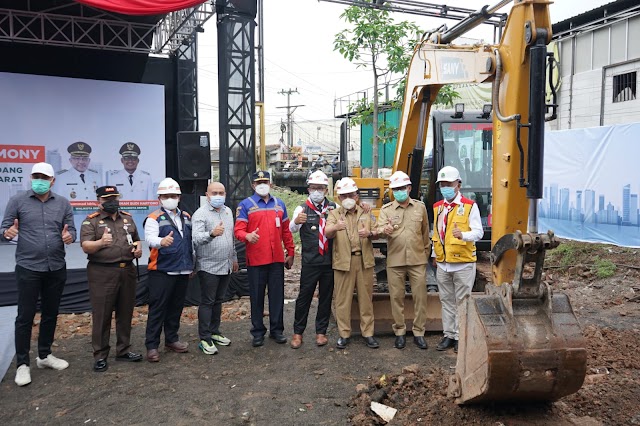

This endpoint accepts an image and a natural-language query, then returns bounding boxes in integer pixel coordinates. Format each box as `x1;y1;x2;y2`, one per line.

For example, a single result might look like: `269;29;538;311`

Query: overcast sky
197;0;610;145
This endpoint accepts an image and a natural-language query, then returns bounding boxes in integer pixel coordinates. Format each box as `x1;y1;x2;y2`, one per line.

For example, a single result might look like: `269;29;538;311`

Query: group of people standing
2;161;482;388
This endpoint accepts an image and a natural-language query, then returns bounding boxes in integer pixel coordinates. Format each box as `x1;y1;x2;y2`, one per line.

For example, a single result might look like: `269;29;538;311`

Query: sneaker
15;365;31;386
36;354;69;370
212;334;231;346
198;339;219;355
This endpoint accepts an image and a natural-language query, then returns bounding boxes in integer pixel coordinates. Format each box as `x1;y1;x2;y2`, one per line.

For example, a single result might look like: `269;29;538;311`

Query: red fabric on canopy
75;0;207;15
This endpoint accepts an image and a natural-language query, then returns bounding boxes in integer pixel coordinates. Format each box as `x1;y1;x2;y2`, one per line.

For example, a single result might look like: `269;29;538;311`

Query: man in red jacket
234;171;295;347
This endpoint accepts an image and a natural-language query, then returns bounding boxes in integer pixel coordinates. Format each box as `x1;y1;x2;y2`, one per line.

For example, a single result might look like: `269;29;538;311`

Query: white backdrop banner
539;123;640;248
0;72;165;233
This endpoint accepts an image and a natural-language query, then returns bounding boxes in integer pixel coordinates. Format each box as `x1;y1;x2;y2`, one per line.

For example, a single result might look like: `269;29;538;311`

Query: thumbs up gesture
212;221;225;237
452;222;463;240
161;230;174;247
335;214;347;231
246;227;260;244
4;218;19;240
61;223;73;245
295;212;307;225
101;227;113;247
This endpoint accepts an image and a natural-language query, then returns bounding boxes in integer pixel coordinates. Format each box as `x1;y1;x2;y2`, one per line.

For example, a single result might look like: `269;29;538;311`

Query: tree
334;2;419;178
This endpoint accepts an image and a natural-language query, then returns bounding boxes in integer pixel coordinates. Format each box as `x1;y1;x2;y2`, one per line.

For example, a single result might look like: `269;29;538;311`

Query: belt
89;261;133;268
351;251;362;256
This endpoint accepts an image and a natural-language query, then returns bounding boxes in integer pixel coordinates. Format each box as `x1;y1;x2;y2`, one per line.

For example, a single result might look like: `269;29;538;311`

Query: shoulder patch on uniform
107;170;115;175
82;221;91;225
120;211;132;216
413;199;425;205
381;202;393;209
58;169;68;174
141;170;150;175
89;168;98;173
460;197;475;205
87;211;100;219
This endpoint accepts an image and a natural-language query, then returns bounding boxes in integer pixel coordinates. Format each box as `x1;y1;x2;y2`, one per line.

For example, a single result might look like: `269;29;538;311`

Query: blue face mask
440;186;456;200
393;189;409;203
209;195;225;209
31;179;51;195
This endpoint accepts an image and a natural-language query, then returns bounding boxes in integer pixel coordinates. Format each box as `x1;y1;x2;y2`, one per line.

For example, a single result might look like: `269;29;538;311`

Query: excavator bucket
448;232;588;404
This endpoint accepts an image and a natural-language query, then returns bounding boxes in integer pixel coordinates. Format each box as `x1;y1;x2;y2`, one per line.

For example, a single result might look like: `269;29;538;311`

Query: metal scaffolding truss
0;1;215;55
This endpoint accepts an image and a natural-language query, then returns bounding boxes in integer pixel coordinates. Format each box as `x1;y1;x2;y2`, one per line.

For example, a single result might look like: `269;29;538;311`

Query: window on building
613;72;637;103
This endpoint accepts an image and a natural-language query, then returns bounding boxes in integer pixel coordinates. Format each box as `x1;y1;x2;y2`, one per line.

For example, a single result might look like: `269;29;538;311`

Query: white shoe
212;334;231;346
36;354;69;370
15;365;31;386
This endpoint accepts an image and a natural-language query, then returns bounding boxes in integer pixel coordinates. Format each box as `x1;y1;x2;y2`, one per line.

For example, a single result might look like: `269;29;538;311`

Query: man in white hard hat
2;162;75;386
326;178;379;349
144;178;193;362
288;170;336;349
431;166;483;353
378;171;431;350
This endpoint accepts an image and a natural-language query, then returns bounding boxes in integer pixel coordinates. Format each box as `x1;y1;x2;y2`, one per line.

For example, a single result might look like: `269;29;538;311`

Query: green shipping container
360;108;400;168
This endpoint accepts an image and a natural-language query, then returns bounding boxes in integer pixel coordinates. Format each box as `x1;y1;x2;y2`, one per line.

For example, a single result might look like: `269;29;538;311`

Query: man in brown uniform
326;178;379;349
377;171;431;350
81;185;144;372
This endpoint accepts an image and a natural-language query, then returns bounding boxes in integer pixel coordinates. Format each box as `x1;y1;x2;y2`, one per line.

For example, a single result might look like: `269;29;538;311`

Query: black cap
252;170;270;182
119;142;141;158
67;141;92;157
96;185;120;198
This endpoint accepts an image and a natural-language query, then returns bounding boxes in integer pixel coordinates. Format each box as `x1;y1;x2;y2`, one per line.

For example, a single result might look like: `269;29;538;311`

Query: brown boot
315;334;328;346
290;334;303;349
165;341;189;353
146;349;160;363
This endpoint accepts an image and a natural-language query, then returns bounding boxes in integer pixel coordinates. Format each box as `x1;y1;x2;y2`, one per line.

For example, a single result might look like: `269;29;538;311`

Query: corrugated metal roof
553;0;640;36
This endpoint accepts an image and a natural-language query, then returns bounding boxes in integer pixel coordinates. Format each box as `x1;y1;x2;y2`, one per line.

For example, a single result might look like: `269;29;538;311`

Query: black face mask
102;199;119;214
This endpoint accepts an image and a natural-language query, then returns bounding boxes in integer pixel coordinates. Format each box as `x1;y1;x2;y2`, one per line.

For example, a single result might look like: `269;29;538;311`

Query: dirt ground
1;240;639;425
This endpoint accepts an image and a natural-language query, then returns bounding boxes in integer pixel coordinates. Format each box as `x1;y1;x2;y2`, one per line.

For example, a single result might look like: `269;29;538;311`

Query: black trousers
293;264;334;335
145;271;188;350
197;271;230;340
14;265;66;367
247;263;284;338
87;263;137;360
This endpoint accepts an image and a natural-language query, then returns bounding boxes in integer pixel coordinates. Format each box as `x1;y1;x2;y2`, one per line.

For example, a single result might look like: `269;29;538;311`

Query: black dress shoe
252;336;265;347
394;335;406;349
269;334;287;344
364;336;379;349
94;359;108;372
336;337;349;349
436;336;456;351
454;340;459;353
116;352;143;362
414;336;428;349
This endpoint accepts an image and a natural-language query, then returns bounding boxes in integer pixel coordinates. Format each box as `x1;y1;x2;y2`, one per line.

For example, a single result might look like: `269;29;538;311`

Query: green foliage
434;84;462;108
593;258;616;279
271;187;307;246
551;244;577;267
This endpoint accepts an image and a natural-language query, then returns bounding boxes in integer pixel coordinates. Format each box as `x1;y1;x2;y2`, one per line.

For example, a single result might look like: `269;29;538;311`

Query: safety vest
432;197;477;263
147;208;193;272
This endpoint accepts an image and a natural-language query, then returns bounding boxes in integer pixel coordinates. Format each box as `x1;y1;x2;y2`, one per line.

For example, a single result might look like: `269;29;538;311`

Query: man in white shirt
106;142;154;201
56;142;102;201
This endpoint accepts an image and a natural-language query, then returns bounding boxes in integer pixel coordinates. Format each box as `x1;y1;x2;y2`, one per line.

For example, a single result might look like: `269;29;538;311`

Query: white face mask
309;190;325;204
255;183;270;197
341;198;356;210
161;198;179;211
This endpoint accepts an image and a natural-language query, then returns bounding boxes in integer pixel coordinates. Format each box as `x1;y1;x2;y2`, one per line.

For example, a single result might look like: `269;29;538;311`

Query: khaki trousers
387;264;428;336
436;263;476;340
333;255;374;338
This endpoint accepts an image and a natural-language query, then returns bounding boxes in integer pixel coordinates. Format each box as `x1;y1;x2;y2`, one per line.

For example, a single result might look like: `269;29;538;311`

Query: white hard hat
307;170;329;186
31;162;55;177
335;177;358;195
388;171;411;189
436;166;461;183
157;178;182;195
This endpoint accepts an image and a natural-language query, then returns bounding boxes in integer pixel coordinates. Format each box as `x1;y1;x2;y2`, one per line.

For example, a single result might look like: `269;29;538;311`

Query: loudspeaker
177;131;211;180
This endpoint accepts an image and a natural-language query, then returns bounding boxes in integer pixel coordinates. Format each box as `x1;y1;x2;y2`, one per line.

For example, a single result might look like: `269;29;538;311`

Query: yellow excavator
355;0;587;404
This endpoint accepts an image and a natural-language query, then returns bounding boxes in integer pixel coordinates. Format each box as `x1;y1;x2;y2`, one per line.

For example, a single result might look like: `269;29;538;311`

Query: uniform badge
311;226;317;231
70;190;76;199
99;220;104;224
457;205;465;215
123;219;128;223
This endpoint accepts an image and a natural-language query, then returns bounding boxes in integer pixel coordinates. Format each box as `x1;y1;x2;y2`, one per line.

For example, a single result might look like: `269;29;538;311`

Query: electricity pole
277;88;304;148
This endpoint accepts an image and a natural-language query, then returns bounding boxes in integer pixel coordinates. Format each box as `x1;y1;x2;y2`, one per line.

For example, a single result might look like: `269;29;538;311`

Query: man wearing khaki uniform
326;178;379;350
378;171;431;350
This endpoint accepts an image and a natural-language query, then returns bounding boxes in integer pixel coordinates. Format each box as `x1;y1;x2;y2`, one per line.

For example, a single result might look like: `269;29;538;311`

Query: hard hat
307;170;329;186
388;171;411;189
436;166;461;183
157;178;182;195
335;177;358;195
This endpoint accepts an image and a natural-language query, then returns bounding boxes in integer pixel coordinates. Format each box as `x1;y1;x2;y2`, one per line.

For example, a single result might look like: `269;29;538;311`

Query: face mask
102;199;119;214
309;190;325;204
255;183;270;197
161;198;179;211
31;179;51;195
393;189;409;203
209;195;225;209
440;186;456;201
341;198;356;210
